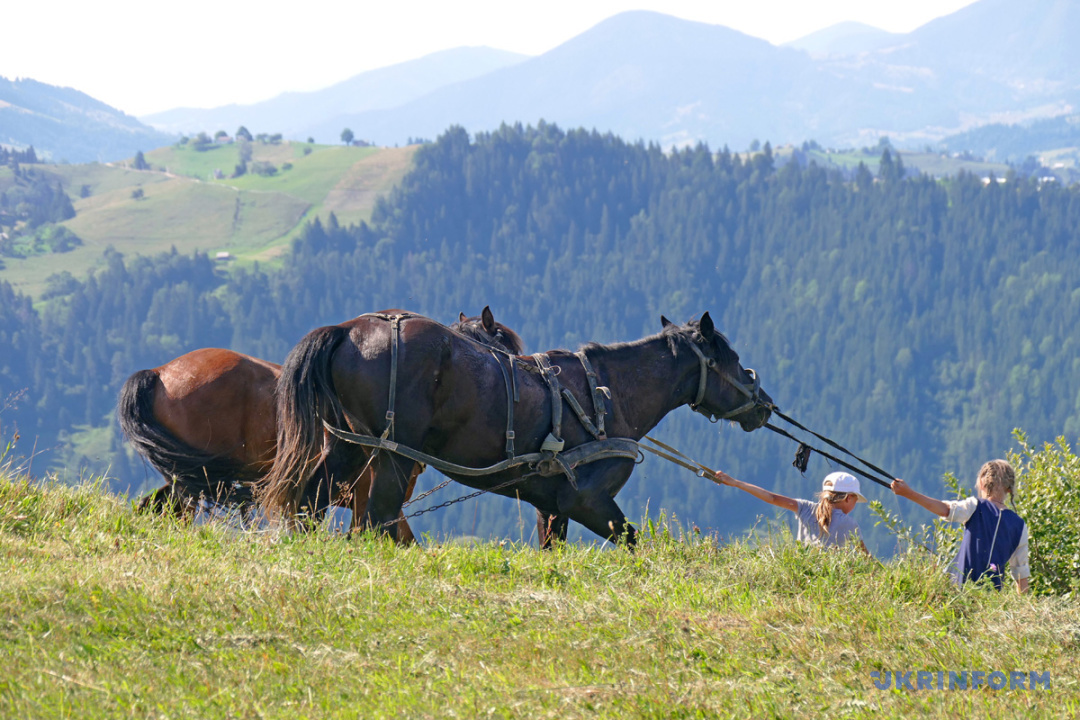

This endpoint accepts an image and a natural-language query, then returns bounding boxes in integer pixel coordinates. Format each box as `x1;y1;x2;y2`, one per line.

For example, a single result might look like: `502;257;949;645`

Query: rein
762;421;894;489
668;332;896;489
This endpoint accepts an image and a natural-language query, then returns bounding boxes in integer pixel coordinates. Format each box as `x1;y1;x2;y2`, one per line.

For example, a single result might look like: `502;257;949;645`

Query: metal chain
378;473;531;527
400;477;452;507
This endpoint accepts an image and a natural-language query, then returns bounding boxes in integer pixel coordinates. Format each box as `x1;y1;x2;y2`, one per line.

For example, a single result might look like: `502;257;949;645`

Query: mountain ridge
0;77;175;163
141;47;529;139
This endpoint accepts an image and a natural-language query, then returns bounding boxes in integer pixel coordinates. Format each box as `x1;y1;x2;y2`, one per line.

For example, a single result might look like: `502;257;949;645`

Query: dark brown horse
119;306;523;538
260;312;772;546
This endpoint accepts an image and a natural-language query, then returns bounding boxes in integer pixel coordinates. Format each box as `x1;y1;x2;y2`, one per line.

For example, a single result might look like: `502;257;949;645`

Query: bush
1010;430;1080;596
35;224;83;253
250;161;277;177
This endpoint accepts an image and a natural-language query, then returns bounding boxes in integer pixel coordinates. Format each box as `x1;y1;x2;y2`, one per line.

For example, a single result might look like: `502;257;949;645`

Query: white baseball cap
822;472;867;503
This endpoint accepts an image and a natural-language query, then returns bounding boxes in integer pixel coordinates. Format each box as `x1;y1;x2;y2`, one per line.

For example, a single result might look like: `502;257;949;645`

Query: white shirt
944;496;1030;581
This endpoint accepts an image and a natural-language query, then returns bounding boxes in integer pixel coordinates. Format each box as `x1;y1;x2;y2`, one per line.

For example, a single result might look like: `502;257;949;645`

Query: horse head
452;306;526;355
661;312;772;432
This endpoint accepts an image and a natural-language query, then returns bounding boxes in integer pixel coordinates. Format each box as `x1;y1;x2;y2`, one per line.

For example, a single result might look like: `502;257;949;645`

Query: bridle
681;332;768;422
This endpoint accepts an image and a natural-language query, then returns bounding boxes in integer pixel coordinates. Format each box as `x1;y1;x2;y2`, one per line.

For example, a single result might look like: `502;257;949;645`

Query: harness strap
384;315;402;441
682;337;762;420
685;337;711;408
323;420;640;478
576;351;608;439
491;349;517;460
560;388;603;440
532;353;565;453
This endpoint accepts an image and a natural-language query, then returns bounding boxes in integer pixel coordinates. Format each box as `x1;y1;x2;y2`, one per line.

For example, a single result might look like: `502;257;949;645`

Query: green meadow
0;473;1076;719
0;143;416;299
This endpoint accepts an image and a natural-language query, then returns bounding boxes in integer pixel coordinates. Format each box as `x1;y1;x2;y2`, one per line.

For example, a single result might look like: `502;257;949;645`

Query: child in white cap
714;470;870;554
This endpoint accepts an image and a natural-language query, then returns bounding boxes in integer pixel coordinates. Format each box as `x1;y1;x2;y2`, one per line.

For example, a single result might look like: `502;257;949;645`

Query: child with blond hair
891;459;1029;592
714;470;870;554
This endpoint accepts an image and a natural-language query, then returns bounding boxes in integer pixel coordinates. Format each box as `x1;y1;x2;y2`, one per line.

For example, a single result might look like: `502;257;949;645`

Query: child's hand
890;478;912;498
714;470;735;486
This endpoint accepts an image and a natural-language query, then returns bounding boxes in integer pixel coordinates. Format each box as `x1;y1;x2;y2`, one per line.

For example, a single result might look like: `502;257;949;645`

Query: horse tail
260;325;349;520
118;369;257;510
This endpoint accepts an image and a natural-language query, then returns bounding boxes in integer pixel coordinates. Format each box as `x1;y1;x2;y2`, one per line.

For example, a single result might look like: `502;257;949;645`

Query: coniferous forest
2;123;1079;551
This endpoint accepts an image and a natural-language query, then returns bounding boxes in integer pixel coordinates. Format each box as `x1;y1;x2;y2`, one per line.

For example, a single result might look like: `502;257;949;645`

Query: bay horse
260;312;772;546
118;306;523;540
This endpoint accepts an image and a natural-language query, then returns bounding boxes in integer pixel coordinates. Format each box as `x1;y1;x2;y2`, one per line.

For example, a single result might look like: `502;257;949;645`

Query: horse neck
587;334;699;439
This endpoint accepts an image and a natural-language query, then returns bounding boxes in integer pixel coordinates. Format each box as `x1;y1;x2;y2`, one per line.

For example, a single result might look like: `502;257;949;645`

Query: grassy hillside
0;142;416;298
1;473;1076;718
772;145;1014;178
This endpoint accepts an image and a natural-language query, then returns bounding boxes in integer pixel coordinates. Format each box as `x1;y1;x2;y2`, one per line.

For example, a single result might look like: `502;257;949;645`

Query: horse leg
138;482;199;520
357;452;415;542
346;459;421;545
563;495;636;547
393;463;424;546
558;461;637;547
536;510;569;550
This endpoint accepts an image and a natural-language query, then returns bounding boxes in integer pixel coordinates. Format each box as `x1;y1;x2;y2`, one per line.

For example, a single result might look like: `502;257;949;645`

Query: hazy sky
3;0;980;118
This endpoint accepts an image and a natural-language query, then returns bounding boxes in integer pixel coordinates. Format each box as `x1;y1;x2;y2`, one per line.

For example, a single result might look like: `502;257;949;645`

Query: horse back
153;348;280;465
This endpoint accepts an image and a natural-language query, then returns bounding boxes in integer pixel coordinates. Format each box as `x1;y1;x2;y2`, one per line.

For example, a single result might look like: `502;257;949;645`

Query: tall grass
1;473;1076;718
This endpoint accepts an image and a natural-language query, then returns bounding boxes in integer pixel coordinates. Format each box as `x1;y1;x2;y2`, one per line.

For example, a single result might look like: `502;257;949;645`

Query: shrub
1009;430;1080;596
251;161;277;177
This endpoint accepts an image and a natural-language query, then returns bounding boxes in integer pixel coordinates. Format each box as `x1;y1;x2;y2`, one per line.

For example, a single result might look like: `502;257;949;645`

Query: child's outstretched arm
890;478;949;517
714;471;798;513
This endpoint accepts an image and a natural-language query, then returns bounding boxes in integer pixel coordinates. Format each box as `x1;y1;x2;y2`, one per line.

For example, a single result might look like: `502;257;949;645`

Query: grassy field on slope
0;474;1076;719
785;146;1013;178
0;143;416;299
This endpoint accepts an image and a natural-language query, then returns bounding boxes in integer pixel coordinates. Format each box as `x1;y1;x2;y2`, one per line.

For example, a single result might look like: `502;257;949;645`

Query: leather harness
323;314;766;490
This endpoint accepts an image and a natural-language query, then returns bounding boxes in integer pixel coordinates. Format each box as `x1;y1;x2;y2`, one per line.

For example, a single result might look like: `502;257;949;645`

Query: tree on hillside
341;128;354;146
236;126;252;142
132;151;149;170
191;132;212;152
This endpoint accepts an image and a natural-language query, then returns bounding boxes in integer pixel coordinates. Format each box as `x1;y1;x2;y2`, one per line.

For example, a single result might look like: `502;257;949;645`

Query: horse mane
450;317;526;355
580;319;739;366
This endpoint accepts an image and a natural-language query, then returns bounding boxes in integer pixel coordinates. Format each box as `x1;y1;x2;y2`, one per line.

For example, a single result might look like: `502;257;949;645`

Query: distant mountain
13;0;1080;162
295;1;1080;152
0;77;174;163
897;0;1080;92
304;11;852;151
141;47;529;140
830;0;1080;125
784;22;902;56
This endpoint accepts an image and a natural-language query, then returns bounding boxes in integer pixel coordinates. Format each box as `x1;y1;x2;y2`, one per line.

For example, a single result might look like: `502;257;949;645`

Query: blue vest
954;499;1025;590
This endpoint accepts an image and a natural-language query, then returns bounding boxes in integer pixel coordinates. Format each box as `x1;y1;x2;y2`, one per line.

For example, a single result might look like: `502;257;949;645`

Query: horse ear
481;306;496;333
660;315;673;329
459;312;467;323
699;312;715;339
